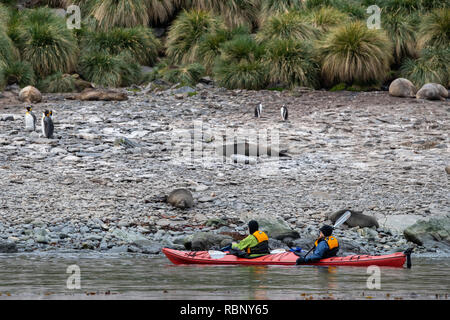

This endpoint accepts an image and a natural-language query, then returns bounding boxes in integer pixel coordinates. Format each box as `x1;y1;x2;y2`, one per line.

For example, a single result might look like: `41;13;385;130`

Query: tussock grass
38;72;76;93
417;8;450;50
166;10;223;65
16;8;78;78
256;11;319;43
91;0;149;30
263;39;319;88
1;60;35;87
400;47;449;87
82;27;161;66
316;21;393;87
382;12;418;65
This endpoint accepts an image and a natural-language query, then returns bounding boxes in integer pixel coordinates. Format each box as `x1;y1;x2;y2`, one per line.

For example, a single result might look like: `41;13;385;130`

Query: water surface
0;252;448;300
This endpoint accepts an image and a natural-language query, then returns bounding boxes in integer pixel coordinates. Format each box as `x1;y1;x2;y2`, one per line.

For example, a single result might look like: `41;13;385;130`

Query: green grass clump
213;34;267;90
197;26;250;74
382;12;418;65
78;51;142;87
91;0;149;30
15;7;78;78
0;30;17;70
306;6;350;34
162;63;206;86
316;21;393;87
256;11;319;42
38;72;77;93
263;39;319;89
82;27;161;66
400;47;449;87
166;9;223;65
417;8;450;50
1;60;35;87
189;0;258;29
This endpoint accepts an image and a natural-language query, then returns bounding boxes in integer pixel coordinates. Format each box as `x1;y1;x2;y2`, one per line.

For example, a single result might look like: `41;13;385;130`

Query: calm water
0;252;449;300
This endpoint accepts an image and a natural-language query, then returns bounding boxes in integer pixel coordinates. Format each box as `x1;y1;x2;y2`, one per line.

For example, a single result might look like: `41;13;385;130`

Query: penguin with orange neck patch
41;110;54;138
25;106;37;131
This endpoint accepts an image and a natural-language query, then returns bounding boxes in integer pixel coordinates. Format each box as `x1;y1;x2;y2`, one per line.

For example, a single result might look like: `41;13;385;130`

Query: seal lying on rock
167;188;194;209
329;209;379;228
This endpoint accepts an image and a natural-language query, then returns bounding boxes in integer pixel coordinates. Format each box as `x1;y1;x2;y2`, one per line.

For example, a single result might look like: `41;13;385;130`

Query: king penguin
25;106;37;131
255;103;262;118
281;105;288;121
41;110;54;139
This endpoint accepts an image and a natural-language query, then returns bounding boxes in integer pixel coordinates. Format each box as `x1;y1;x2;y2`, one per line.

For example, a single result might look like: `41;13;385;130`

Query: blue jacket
304;240;330;262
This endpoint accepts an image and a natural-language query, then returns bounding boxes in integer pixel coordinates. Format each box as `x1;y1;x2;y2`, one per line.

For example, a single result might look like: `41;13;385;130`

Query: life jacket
314;236;339;258
246;231;270;255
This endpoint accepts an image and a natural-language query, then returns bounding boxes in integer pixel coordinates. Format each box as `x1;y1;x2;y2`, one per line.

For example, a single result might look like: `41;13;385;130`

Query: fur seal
167;188;194;209
329;209;379;228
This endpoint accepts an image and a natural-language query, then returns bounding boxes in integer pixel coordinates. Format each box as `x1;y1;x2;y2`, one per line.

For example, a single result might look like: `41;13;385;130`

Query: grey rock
108;245;129;253
404;216;450;247
0;241;18;253
187;232;233;251
258;218;300;240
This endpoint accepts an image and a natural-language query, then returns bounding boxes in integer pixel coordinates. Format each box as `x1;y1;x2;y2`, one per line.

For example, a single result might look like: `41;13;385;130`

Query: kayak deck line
162;248;408;268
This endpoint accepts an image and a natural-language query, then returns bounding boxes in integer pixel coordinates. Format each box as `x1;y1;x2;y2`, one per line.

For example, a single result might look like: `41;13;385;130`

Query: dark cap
319;225;334;237
248;220;259;234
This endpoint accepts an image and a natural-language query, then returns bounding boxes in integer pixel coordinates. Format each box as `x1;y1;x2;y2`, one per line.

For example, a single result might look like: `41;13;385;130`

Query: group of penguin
255;103;288;121
25;103;284;138
24;106;54;138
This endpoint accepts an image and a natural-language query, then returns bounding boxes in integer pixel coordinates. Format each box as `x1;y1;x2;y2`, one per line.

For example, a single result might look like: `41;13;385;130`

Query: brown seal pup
167;188;194;209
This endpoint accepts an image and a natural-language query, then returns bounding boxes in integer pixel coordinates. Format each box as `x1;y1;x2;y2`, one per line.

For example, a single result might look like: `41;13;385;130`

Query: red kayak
162;248;408;268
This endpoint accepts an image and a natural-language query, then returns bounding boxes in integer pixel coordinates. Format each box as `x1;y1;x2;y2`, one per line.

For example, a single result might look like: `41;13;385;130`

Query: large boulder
379;214;424;233
258;217;300;241
167;188;194;209
0;241;18;253
329;209;379;228
185;232;233;251
416;83;448;100
389;78;417;98
403;216;450;248
18;85;42;103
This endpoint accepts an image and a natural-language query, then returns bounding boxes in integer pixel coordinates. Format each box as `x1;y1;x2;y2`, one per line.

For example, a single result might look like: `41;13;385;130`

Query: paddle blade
333;210;351;228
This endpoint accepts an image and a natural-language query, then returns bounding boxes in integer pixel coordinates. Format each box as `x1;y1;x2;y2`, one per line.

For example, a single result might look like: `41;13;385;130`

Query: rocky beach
0;83;449;257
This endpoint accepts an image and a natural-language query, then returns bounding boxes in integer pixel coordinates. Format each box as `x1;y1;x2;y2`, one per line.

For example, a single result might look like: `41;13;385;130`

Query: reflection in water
0;253;448;300
317;267;338;291
245;266;268;300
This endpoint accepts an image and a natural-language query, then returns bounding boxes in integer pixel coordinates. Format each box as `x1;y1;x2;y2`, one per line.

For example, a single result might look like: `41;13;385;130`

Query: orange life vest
246;231;269;254
314;236;339;250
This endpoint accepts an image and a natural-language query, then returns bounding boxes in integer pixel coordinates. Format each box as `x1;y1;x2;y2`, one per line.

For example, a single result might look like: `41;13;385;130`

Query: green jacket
231;234;266;258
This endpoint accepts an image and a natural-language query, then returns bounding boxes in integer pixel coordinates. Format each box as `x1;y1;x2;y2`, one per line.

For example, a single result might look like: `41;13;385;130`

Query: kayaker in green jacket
230;220;270;258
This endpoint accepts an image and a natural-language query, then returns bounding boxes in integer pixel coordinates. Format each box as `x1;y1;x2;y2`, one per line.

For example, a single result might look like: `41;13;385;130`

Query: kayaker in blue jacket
296;225;339;264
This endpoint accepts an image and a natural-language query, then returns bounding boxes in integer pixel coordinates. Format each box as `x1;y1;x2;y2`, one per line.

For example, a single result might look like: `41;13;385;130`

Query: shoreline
0;85;449;257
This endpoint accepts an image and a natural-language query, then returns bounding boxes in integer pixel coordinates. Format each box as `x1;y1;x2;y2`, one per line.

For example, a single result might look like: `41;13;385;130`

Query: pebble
0;86;448;256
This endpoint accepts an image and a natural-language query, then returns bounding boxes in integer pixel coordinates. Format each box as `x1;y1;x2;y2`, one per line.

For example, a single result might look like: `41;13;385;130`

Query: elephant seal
329;209;379;228
416;83;448;100
388;78;417;98
167;188;194;209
